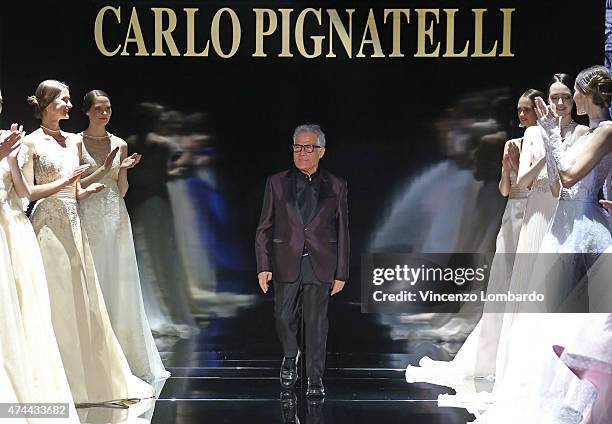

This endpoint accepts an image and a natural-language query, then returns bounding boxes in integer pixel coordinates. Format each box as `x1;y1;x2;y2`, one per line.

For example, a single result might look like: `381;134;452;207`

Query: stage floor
141;299;476;424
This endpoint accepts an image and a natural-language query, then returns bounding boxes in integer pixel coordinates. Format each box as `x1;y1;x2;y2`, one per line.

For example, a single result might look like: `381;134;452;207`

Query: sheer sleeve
538;116;575;175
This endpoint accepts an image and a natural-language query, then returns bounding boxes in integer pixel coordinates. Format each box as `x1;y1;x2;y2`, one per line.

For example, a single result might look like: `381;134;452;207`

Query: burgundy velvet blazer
255;169;349;283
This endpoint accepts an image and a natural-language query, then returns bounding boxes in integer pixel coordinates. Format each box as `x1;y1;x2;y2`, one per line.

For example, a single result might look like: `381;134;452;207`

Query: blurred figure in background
126;103;198;338
369;88;510;351
167;112;254;318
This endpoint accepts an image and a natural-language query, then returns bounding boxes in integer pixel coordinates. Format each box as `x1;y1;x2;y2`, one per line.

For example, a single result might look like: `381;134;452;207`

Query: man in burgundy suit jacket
255;124;349;398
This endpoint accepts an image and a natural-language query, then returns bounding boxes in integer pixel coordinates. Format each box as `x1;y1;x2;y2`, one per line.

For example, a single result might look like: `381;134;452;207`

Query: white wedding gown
28;131;153;404
434;123;586;417
406;165;528;386
471;121;612;423
0;219;32;405
79;136;170;383
0;147;80;423
493;124;586;381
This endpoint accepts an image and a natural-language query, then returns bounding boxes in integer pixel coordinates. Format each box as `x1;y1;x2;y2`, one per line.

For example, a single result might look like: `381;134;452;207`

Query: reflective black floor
146;299;476;423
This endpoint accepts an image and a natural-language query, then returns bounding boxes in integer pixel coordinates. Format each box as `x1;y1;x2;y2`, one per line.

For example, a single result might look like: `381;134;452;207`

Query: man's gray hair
293;124;326;147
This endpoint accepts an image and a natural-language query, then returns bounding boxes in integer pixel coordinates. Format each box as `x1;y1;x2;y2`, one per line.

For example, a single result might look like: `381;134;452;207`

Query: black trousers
274;256;330;378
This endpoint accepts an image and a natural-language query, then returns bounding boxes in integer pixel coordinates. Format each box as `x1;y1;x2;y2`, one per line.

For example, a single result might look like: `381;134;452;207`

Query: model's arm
499;140;519;197
536;97;612;188
7;142;31;201
117;142;129;197
556;128;612;187
80;146;118;188
0;127;22;159
3;125;29;200
22;136;90;202
117;140;141;197
516;127;546;189
255;177;274;293
74;139;105;200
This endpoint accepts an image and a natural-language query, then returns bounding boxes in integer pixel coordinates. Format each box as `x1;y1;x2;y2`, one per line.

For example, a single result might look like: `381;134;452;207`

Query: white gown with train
0;215;32;406
406;168;528;385
0;147;80;423
471;122;611;423
79;135;170;383
435;123;585;417
28;131;153;404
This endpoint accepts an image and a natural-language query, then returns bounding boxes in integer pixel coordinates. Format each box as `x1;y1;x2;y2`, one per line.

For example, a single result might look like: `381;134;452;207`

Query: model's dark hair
549;73;575;94
26;80;68;119
520;89;545;106
82;89;110;113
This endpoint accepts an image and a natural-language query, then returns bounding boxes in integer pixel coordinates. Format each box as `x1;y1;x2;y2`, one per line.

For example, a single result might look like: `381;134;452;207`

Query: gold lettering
279;9;294;57
95;6;121;56
152;8;180;56
383;9;410;58
211;8;241;58
356;9;385;58
500;8;515;57
472;9;497;57
414;9;440;57
184;8;210;57
253;9;278;58
121;7;149;56
295;8;324;58
326;9;354;58
443;9;469;57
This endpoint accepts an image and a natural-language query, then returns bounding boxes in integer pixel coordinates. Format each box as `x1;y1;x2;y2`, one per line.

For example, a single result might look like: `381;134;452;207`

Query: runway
144;299;476;423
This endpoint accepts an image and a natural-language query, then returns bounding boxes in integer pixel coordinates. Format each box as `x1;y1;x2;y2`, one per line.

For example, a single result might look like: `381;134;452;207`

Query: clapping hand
103;147;120;170
534;97;562;129
502;140;520;172
120;153;142;169
0;123;24;159
83;182;106;194
507;141;520;172
65;165;91;186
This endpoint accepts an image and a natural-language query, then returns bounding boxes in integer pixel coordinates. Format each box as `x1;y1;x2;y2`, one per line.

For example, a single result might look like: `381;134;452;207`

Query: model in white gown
1;139;80;423
490;122;585;383
0;124;34;407
407;91;566;390
470;70;612;423
436;89;587;417
78;90;169;383
0;157;33;407
79;129;169;383
0;91;79;422
24;81;153;405
406;138;528;387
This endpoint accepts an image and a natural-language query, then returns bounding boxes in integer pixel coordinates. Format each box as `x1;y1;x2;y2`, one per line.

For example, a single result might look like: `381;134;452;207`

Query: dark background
0;0;605;300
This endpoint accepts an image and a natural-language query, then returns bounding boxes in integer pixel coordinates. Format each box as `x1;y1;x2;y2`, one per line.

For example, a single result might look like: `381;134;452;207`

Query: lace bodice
32;133;79;191
29;131;83;238
79;137;124;242
80;136;121;189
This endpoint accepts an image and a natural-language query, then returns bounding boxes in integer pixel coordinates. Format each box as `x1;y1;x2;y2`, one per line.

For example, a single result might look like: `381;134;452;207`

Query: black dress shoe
280;351;300;388
306;376;325;398
280;390;300;423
